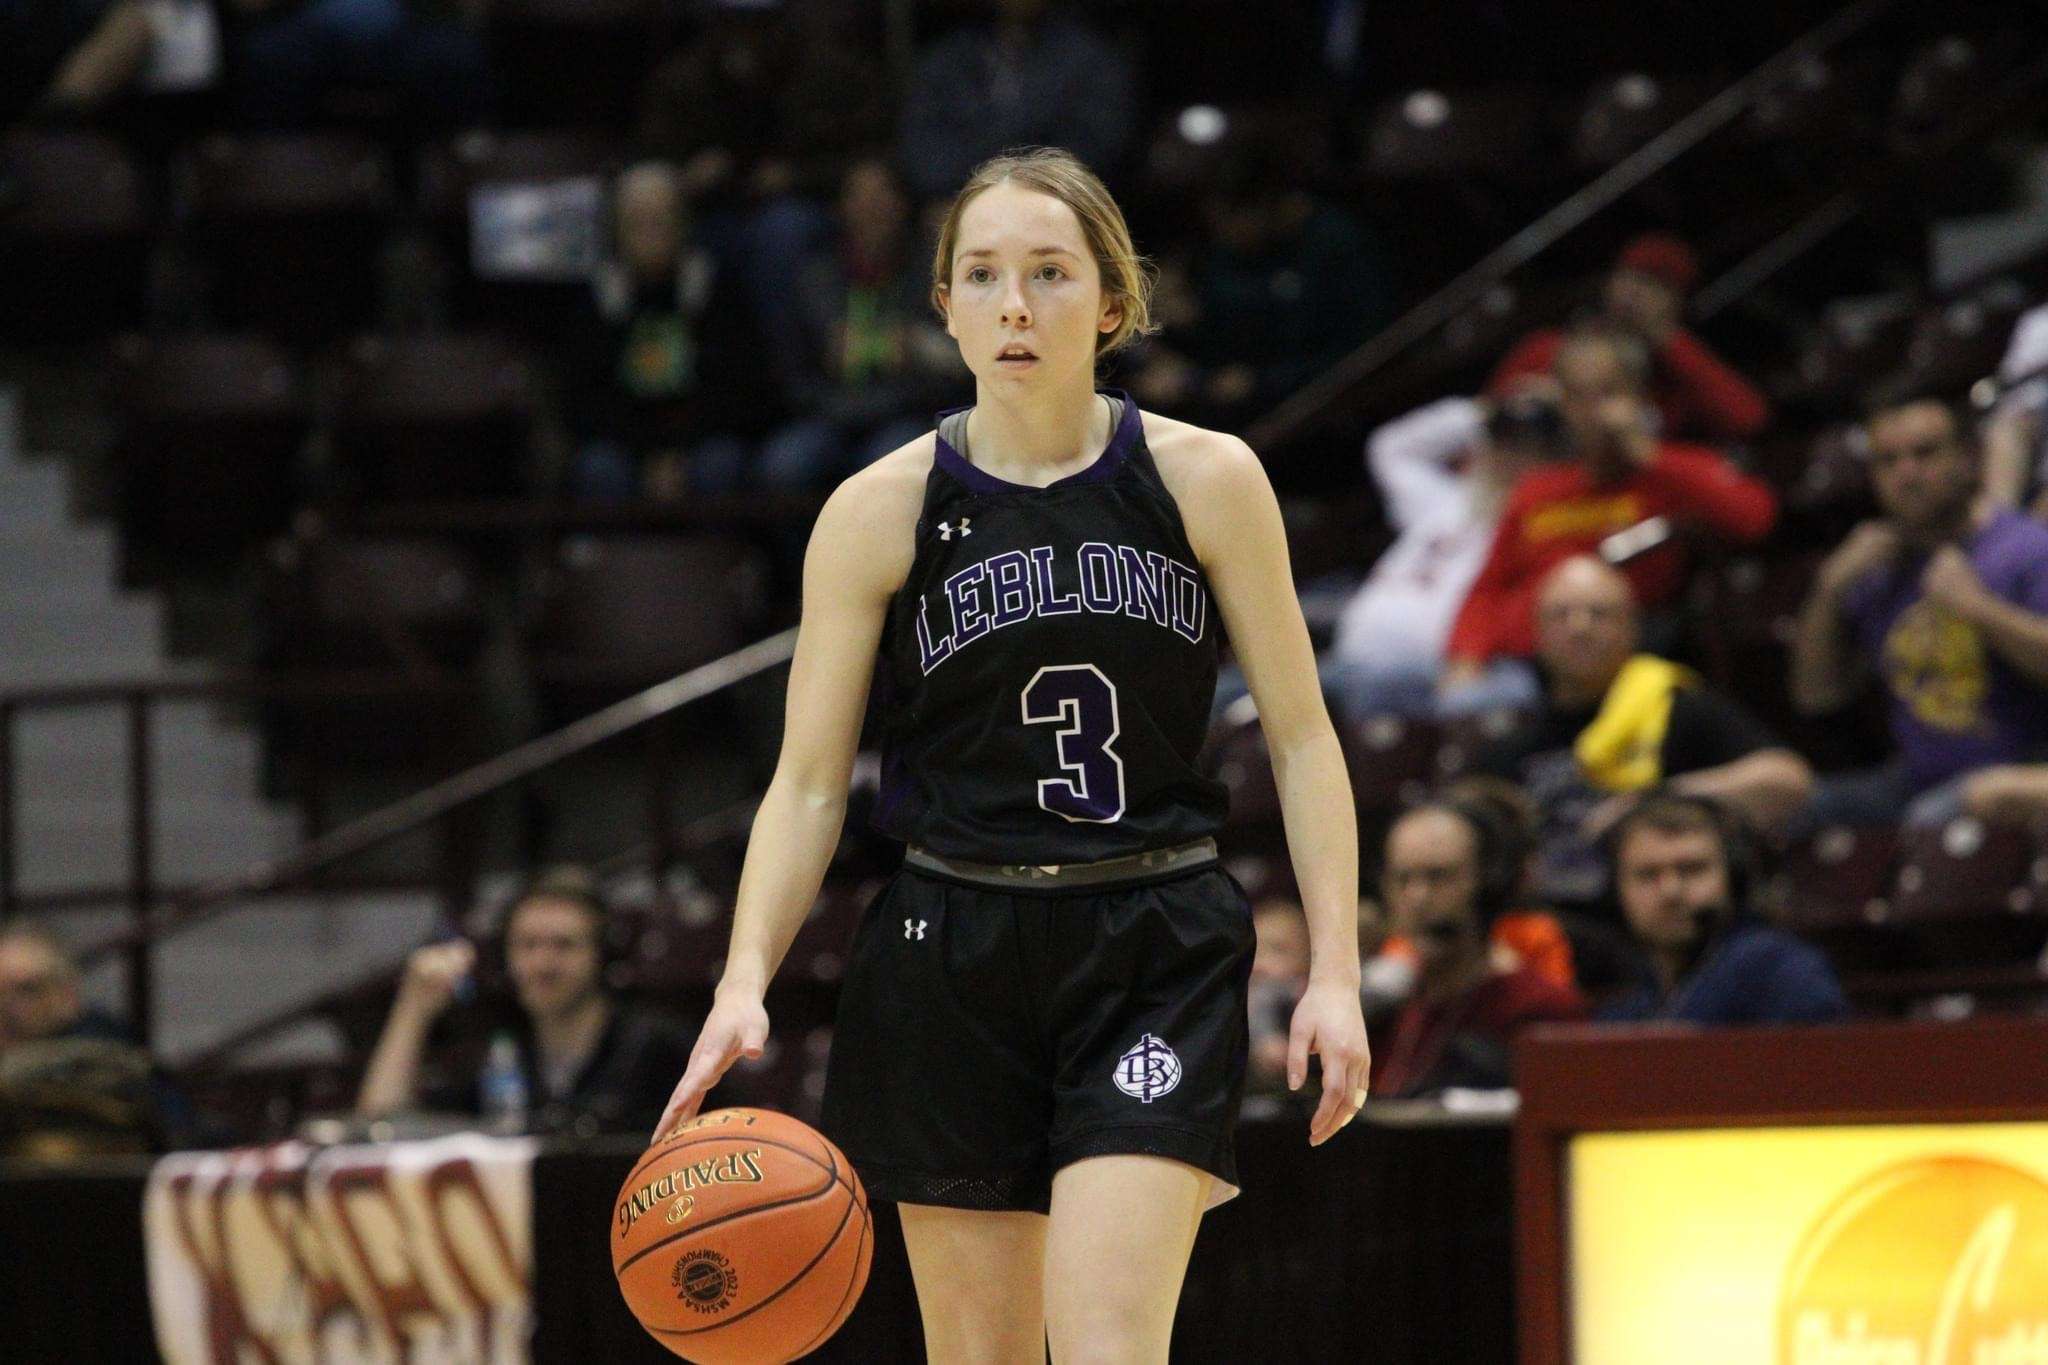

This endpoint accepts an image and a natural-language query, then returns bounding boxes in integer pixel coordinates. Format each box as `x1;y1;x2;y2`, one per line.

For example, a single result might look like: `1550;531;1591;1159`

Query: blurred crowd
1243;250;2048;1101
2;0;2046;1154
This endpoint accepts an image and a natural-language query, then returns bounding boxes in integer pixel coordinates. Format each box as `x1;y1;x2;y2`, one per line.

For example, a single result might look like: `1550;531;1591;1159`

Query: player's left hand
1286;979;1372;1147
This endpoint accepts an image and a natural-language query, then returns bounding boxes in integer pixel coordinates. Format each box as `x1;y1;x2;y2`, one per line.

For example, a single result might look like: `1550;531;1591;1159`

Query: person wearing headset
1599;793;1846;1026
1370;799;1588;1099
356;866;694;1137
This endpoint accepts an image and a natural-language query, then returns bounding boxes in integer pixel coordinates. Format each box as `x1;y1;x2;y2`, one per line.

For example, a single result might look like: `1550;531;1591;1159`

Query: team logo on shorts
1113;1033;1182;1103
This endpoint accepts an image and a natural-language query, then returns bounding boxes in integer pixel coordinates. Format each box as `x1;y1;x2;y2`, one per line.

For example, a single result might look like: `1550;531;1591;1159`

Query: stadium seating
179;135;397;346
527;533;769;716
110;333;310;578
0;130;151;341
326;332;540;504
487;0;668;129
1890;818;2048;983
258;532;491;775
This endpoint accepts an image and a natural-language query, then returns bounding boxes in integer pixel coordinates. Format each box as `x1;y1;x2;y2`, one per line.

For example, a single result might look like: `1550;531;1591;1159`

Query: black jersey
870;391;1229;864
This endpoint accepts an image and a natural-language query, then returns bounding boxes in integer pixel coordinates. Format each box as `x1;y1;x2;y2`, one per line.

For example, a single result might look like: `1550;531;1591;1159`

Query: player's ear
1097;292;1123;337
934;284;955;339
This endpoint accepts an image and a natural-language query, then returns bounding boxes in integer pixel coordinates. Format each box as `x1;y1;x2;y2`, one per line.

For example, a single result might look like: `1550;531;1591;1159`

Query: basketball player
653;148;1368;1363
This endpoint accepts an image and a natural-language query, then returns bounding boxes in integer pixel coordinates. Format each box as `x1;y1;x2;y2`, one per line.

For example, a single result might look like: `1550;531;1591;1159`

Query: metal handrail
75;627;799;985
1691;45;2048;323
1244;0;1901;456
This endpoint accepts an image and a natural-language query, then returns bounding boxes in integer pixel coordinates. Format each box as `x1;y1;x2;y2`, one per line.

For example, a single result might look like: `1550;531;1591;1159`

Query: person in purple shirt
1791;394;2048;828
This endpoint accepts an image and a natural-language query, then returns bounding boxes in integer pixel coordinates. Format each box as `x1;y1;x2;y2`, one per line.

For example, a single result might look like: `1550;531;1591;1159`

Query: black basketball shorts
819;862;1255;1215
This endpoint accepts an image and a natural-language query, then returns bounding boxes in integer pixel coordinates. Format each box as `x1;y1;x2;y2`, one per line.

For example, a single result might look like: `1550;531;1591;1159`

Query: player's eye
966;266;994;285
1036;264;1065;281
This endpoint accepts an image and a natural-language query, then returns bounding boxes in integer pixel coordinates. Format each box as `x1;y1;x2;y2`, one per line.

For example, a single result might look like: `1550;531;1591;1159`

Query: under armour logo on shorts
903;919;927;940
937;519;971;540
1113;1033;1182;1103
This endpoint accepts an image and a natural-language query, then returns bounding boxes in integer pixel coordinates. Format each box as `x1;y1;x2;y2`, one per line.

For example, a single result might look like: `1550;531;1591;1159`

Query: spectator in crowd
224;0;494;129
898;0;1138;202
638;1;891;208
1473;556;1814;906
562;161;778;501
1246;897;1309;1095
1370;801;1586;1098
1489;233;1771;444
1983;299;2048;519
1791;394;2048;829
356;868;693;1137
754;156;964;491
1319;389;1566;722
1442;325;1777;687
636;0;892;355
1598;794;1847;1025
0;922;195;1158
1367;778;1579;1000
1132;150;1392;430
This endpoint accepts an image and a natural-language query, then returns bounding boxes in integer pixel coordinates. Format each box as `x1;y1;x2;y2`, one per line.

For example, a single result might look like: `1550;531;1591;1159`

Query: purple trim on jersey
932;389;1141;494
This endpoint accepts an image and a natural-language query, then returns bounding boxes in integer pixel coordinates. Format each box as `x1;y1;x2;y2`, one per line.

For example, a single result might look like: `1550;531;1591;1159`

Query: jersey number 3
1020;664;1126;823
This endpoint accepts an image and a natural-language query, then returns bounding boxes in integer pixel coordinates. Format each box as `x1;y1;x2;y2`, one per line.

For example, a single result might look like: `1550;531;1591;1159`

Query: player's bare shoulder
808;430;936;598
1138;409;1271;565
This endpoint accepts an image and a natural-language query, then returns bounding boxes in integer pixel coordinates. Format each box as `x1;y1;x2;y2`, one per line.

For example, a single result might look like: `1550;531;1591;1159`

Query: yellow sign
1569;1124;2048;1364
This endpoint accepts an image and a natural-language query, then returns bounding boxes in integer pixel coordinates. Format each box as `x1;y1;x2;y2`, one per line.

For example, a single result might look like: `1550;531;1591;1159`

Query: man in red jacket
1489;233;1770;444
1444;327;1776;682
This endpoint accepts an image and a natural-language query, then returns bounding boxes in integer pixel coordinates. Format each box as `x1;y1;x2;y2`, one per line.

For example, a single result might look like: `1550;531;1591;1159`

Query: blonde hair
930;147;1156;357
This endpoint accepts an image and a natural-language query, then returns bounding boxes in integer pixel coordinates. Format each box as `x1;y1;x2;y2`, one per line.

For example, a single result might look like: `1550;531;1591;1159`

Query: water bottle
479;1032;529;1136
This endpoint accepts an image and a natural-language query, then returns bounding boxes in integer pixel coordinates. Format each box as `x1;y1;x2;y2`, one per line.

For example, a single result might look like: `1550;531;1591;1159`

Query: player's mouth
995;344;1039;368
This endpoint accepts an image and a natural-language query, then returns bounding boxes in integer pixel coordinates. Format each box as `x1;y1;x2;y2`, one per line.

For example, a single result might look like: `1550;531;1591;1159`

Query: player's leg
898;1204;1049;1365
1042;1155;1209;1364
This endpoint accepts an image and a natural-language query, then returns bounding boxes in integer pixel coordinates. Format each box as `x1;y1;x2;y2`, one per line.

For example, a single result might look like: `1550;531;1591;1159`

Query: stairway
0;387;438;1064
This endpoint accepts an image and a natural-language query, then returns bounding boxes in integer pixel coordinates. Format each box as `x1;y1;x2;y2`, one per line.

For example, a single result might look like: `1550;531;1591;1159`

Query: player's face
1615;826;1730;953
1383;811;1483;969
942;181;1121;389
506;897;604;1021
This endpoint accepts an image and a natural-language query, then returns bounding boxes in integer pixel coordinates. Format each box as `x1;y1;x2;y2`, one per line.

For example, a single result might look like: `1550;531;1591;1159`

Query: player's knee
924;1306;1044;1365
1048;1296;1169;1364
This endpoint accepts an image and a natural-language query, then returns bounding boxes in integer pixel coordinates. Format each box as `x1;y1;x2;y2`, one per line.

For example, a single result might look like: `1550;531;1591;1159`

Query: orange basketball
612;1107;872;1364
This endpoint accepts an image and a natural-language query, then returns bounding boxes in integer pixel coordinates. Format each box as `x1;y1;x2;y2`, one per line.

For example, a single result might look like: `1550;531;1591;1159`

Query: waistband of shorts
902;837;1218;890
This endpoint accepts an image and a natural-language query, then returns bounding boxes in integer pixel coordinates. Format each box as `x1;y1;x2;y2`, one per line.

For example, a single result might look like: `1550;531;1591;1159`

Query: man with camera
1443;325;1777;690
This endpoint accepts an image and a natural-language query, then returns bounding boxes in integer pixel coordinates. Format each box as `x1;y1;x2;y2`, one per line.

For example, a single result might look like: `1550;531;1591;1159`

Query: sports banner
1569;1121;2048;1363
144;1133;539;1364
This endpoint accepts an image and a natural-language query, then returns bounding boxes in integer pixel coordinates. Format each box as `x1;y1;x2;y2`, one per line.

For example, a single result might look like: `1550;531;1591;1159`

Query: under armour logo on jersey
937;519;971;540
903;919;927;940
1112;1033;1182;1103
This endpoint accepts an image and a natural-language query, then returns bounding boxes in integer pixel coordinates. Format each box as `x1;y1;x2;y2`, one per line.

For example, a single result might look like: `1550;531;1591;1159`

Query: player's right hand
651;989;770;1142
396;940;475;1019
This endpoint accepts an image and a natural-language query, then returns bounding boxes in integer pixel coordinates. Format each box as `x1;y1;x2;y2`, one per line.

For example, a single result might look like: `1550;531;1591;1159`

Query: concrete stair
1;384;436;1064
75;890;442;1064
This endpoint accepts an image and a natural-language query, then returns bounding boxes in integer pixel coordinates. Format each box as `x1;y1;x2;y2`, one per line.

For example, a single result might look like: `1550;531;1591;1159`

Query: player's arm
653;462;914;1136
1176;430;1369;1146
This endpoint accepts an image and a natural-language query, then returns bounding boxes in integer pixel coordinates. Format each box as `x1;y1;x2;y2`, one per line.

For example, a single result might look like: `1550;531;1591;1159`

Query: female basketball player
654;148;1368;1363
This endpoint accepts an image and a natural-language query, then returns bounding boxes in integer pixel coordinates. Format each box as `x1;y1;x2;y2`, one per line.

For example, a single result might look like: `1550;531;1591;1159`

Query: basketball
612;1107;872;1363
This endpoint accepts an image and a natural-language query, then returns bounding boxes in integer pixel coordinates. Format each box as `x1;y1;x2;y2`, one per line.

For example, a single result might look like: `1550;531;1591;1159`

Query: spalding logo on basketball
1114;1033;1182;1103
1777;1154;2048;1360
612;1108;871;1364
